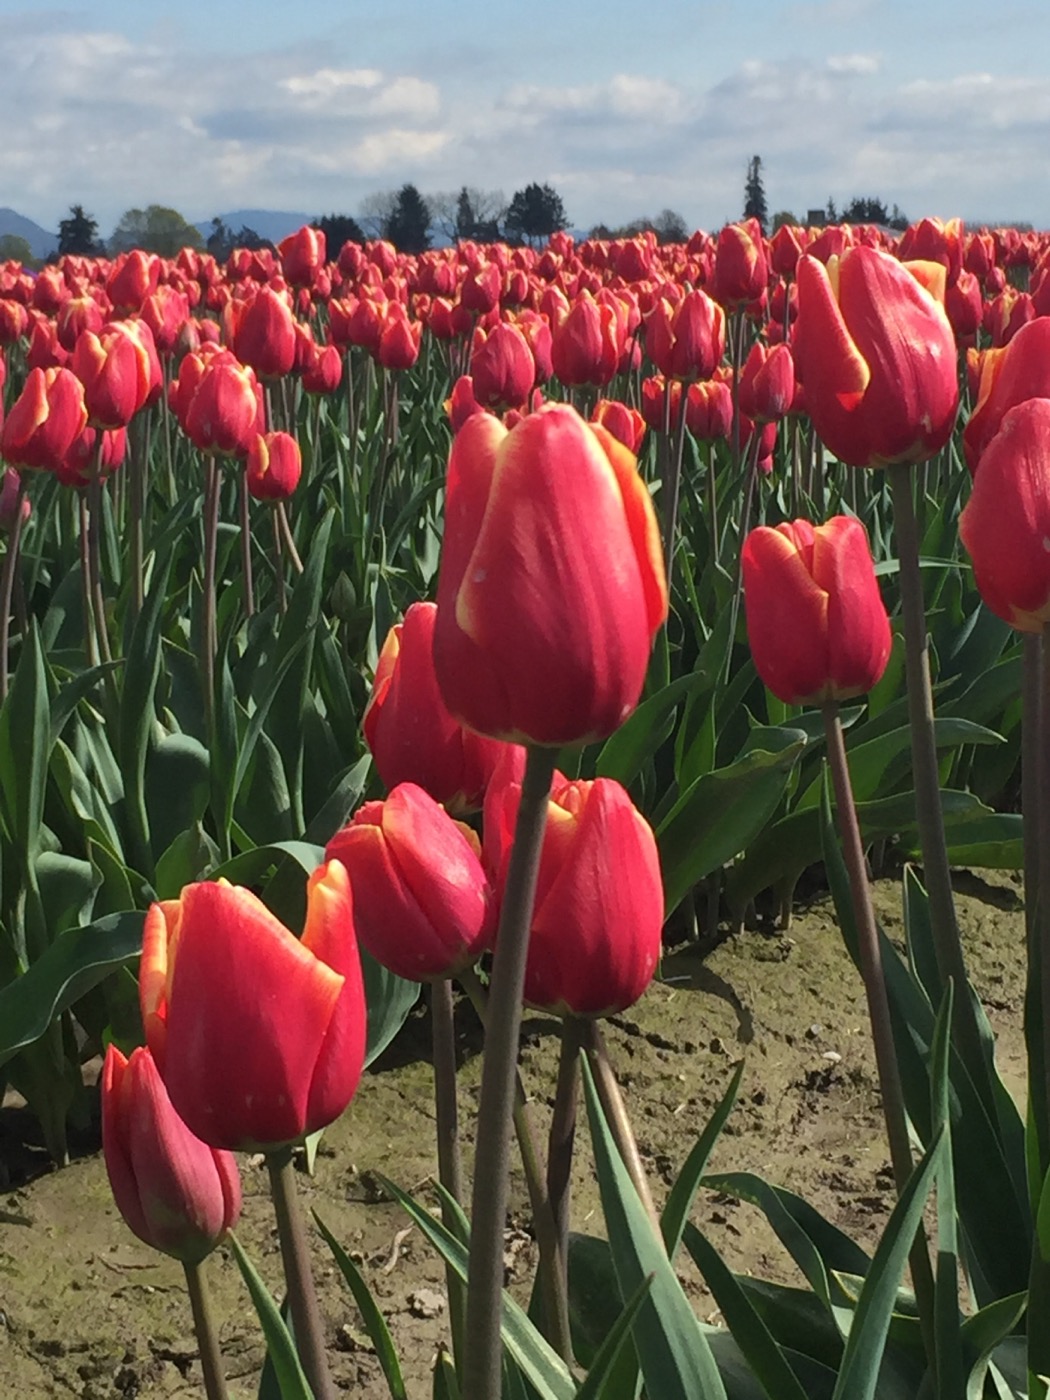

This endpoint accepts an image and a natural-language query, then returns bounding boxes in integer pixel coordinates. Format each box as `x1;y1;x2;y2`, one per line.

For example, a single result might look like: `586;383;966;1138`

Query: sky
2;0;1049;239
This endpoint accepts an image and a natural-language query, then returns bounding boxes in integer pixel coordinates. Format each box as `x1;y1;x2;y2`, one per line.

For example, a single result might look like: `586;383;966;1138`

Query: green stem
547;1016;583;1275
0;479;27;702
430;977;466;1370
1023;633;1047;1176
887;462;992;1109
661;386;689;591
822;702;937;1372
202;455;219;738
461;745;560;1400
266;1145;336;1400
580;1020;661;1237
182;1259;230;1400
239;470;255;618
129;418;145;624
457;963;573;1364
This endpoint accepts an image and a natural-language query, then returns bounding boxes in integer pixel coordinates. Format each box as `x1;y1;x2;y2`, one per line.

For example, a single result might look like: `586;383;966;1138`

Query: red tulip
685;377;733;441
302;342;343;395
140;863;366;1151
0;299;29;345
183;357;263;458
470;322;535;411
72;321;154;429
741;515;891;704
232;287;297;380
102;1045;241;1263
278;225;326;287
325;783;495;980
645;288;725;380
711;219;768;309
793;246;958;468
959;397;1050;632
106;250;160;314
376;302;422;370
363;601;507;813
591;398;647;454
433;404;668;745
1;366;88;472
738;342;795;424
963;318;1050;474
551;292;620;387
484;773;663;1017
246;430;301;500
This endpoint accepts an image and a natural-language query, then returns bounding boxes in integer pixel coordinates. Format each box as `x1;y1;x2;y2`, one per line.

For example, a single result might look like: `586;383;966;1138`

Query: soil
0;869;1027;1398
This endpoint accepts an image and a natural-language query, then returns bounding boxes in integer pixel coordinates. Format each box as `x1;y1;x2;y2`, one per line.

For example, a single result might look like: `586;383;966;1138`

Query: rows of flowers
0;211;1048;1398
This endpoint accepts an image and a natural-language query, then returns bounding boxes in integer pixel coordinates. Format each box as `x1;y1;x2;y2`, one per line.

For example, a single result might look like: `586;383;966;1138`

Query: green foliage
504;183;569;246
109;203;204;256
57;204;101;256
384;184;433;254
743;155;768;235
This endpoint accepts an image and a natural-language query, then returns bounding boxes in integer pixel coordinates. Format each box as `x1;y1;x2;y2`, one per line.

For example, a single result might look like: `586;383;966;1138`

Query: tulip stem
887;462;993;1111
272;508;287;614
0;479;27;702
266;1145;336;1400
821;702;937;1371
239;471;255;618
548;1016;584;1274
661;385;689;588
86;472;113;667
78;494;99;668
461;745;560;1400
1023;634;1048;1176
276;500;304;575
202;454;219;737
579;1019;661;1238
182;1259;230;1400
429;977;466;1369
129;420;146;624
457;963;573;1363
1038;627;1050;1188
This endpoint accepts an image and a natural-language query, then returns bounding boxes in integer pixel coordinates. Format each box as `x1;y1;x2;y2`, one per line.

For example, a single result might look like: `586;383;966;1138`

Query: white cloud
826;52;881;74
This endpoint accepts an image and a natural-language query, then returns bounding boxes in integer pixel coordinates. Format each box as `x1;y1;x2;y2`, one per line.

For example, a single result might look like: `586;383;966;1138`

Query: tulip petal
742;526;831;704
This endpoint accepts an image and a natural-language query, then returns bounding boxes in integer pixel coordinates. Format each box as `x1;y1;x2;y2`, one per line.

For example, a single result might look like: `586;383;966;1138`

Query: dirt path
0;870;1026;1397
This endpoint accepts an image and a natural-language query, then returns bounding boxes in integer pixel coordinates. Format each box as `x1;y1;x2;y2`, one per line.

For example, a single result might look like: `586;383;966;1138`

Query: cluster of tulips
3;207;1050;1398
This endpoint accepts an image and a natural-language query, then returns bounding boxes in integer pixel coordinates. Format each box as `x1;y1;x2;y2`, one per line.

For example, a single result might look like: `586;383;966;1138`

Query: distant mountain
193;209;316;246
0;207;57;260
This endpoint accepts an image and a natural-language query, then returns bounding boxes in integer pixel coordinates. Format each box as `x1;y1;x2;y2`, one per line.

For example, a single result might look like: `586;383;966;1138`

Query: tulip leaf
0;621;49;868
313;1211;408;1400
582;1057;728;1400
596;668;709;787
362;949;419;1067
145;731;211;862
658;736;805;914
432;1349;462;1400
228;1233;315;1400
0;911;143;1068
661;1060;744;1261
374;1175;577;1400
573;1273;654;1400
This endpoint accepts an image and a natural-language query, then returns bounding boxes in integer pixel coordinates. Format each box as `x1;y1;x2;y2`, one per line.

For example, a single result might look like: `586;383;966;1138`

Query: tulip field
0;215;1047;1398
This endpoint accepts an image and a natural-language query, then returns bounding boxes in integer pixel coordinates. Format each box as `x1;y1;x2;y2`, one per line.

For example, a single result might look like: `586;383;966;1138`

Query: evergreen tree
504;183;568;247
455;187;476;241
383;184;432;254
842;195;890;225
743;156;768;236
58;204;101;256
314;213;364;250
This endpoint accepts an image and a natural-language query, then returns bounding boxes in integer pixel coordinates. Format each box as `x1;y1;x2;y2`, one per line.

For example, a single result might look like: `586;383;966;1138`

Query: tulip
640;374;681;431
106;249;160;314
741;515;891;705
1;366;88;472
232;287;297;380
469;322;535;412
72;322;154;429
246;430;301;500
364;601;507;812
57;425;127;487
141;284;191;356
0;299;29;345
484;772;663;1016
0;469;29;531
738;342;795;424
591;398;647;454
432;404;668;745
302;342;342;395
550;292;620;387
326;784;495;980
279;225;326;287
102;1044;241;1263
444;375;488;434
963;318;1050;473
56;293;106;353
792;247;958;468
685;377;733;441
710;219;768;309
375;302;422;370
140;862;366;1151
959;398;1050;633
183;357;263;458
645;288;725;381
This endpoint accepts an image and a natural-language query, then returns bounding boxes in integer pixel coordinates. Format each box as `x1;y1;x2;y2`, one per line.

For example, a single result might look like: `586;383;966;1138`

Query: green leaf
0;911;143;1067
374;1174;576;1400
658;736;805;914
582;1057;727;1400
597;669;708;787
682;1224;809;1400
118;554;173;879
227;1234;314;1400
829;1129;945;1400
573;1274;653;1400
0;622;49;866
362;948;419;1067
313;1211;407;1400
35;852;99;937
154;824;221;899
661;1061;744;1260
432;1349;462;1400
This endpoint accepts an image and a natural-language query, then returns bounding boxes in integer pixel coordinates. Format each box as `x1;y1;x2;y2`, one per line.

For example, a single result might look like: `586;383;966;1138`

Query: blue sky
2;1;1049;238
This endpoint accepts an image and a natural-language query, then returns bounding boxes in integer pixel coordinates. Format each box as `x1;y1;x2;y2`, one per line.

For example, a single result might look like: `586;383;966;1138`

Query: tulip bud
591;398;646;454
738;342;795;424
140;863;366;1151
960;397;1050;632
645;289;725;381
484;772;663;1017
232;287;297;380
470;322;536;412
325;784;496;980
433;405;668;745
793;247;958;468
102;1045;241;1263
742;516;891;705
364;601;507;813
551;292;620;387
711;219;768;309
246;430;302;500
1;366;88;472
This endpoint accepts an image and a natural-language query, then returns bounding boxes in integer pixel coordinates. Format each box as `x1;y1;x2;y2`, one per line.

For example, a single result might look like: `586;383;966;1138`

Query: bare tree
358;190;399;240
